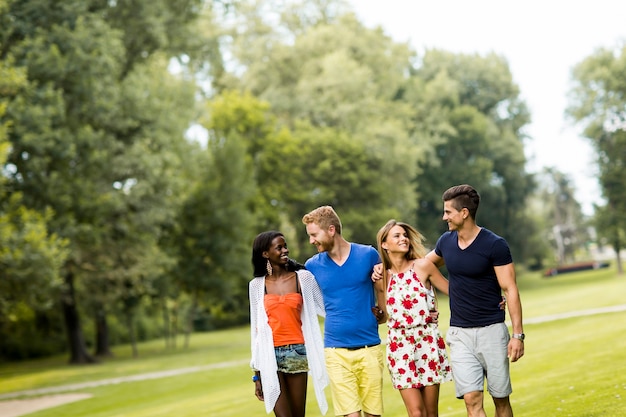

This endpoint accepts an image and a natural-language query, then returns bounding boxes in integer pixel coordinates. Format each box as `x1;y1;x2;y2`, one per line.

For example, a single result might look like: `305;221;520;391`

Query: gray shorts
446;322;512;399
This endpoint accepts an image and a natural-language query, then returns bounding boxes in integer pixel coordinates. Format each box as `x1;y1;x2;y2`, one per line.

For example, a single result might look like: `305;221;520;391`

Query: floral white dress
386;266;452;389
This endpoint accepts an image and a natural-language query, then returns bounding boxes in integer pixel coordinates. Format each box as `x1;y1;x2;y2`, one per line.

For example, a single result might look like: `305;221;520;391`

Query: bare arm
495;263;524;362
423;260;449;296
425;249;445;268
372;276;387;324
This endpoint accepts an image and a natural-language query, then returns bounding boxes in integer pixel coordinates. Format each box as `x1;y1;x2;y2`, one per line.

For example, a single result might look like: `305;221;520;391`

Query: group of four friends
249;184;525;417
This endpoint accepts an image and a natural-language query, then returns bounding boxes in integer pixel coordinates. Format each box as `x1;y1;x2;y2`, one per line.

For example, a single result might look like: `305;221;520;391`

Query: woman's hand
371;263;383;282
254;378;264;401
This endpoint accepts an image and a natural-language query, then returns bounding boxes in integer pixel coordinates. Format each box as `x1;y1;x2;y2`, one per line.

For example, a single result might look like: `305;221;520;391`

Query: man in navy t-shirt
426;184;525;417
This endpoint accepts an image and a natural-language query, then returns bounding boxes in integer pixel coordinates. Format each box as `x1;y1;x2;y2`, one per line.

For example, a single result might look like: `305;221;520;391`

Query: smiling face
382;224;410;255
442;200;467;231
264;235;290;268
305;222;334;253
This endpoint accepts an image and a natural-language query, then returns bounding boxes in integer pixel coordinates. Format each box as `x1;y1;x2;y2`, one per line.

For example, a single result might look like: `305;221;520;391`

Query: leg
273;372;293;417
284;372;308;417
463;391;487;417
398;387;427;417
493;396;513;417
360;346;384;417
273;371;307;417
422;384;441;417
325;348;361;416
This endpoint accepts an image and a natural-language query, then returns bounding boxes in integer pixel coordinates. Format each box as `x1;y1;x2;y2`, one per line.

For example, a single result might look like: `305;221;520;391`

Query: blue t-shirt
434;228;512;328
305;243;381;348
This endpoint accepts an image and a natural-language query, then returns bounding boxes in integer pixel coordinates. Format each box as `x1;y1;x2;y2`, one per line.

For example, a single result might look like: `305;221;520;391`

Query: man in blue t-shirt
425;184;525;417
302;206;384;417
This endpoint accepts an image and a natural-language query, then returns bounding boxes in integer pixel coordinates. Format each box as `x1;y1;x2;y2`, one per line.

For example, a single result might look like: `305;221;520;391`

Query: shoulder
413;258;436;273
296;269;315;281
305;253;324;268
479;227;505;241
351;242;379;257
249;277;264;295
479;228;510;248
438;231;456;242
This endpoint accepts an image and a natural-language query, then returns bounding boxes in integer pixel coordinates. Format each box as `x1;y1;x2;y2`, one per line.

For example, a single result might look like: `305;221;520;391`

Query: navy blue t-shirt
434;228;512;328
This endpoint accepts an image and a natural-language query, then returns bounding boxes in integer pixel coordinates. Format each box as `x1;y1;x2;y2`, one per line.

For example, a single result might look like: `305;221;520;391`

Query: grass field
1;265;626;416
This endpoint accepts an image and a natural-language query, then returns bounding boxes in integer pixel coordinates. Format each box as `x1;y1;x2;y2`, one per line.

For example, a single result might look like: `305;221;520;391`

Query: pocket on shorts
446;327;459;346
294;344;307;357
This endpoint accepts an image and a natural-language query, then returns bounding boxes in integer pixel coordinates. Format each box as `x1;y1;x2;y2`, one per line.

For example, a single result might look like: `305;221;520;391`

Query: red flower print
388;297;396;305
389;342;398;352
399;368;406;375
403;354;410;361
429;360;438;371
398;272;405;279
437;337;446;349
409;361;417;371
402;299;413;309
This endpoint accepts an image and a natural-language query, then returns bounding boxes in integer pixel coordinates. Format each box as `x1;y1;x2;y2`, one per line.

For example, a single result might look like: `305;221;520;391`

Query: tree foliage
404;50;533;255
567;43;626;273
1;0;207;362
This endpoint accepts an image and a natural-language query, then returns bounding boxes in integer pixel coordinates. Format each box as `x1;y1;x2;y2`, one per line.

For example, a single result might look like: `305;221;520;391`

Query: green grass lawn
1;265;626;416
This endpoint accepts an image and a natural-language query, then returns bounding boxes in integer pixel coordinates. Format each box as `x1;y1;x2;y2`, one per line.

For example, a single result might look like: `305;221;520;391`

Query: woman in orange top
249;231;328;416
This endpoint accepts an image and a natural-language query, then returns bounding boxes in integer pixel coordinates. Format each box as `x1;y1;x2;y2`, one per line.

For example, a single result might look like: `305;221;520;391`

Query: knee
463;391;484;410
407;410;426;417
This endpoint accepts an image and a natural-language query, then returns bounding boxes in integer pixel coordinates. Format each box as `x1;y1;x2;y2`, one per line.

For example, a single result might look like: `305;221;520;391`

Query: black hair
251;231;305;277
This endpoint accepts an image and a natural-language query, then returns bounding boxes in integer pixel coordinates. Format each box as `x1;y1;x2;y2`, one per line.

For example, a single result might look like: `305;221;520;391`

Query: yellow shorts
325;345;384;416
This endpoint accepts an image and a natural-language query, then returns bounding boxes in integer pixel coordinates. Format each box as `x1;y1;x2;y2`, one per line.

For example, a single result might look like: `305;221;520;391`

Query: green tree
0;57;68;358
2;0;205;362
567;43;626;273
177;105;256;340
222;4;420;239
408;50;533;258
535;168;589;266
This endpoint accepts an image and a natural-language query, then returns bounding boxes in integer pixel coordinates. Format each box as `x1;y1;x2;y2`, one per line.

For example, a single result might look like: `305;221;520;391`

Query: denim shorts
275;343;309;373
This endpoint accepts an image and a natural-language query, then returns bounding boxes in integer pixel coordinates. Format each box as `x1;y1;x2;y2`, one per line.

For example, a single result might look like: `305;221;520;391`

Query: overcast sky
348;0;626;214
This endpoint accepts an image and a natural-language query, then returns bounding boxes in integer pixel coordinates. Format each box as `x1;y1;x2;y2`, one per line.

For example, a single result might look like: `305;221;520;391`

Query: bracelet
252;374;260;382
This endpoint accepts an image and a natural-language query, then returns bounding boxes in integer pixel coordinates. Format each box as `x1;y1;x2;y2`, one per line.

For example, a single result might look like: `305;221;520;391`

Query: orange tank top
264;293;304;347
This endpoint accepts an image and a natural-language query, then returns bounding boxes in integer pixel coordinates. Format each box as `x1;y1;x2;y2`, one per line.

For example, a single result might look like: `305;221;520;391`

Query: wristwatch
252;375;260;382
512;333;525;341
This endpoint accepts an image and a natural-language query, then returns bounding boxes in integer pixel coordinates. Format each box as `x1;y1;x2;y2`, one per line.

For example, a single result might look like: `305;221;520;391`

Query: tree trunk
62;271;96;364
161;299;171;349
94;308;114;357
125;309;138;358
183;295;197;349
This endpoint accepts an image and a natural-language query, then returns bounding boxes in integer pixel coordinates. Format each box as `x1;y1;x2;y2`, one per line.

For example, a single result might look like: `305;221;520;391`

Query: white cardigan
249;269;328;414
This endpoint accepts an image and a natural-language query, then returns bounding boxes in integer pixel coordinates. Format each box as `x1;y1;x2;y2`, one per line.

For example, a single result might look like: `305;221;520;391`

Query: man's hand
372;306;387;324
428;309;439;324
508;338;524;362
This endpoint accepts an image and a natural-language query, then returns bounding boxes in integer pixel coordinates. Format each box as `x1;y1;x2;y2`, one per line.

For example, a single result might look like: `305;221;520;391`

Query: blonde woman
375;220;452;417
